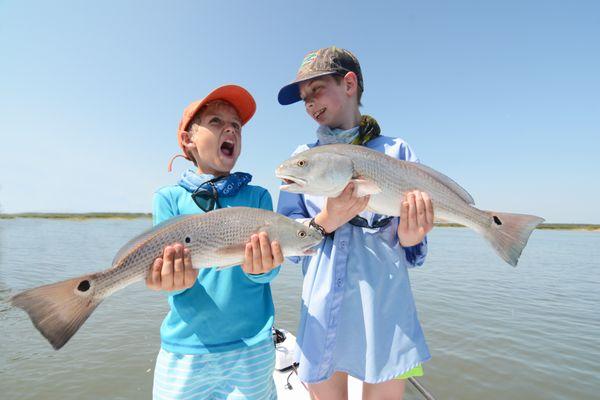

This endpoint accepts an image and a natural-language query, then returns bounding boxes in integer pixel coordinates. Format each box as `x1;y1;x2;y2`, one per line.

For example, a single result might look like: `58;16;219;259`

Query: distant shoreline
0;212;151;220
0;213;598;231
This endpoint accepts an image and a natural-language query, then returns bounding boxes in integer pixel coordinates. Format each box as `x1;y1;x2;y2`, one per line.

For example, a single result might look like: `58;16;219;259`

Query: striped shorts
153;339;277;400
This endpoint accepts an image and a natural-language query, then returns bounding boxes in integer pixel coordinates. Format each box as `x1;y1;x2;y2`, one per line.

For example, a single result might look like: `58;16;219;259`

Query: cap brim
277;71;337;105
201;84;256;125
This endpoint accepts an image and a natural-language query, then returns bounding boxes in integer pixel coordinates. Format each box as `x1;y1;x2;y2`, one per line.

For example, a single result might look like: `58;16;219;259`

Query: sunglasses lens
192;191;216;212
373;216;393;228
348;216;368;228
349;215;393;229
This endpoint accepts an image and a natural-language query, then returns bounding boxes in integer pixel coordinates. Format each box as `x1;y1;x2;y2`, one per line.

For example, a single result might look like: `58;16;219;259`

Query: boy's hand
146;243;198;291
242;232;284;275
398;190;434;247
314;182;370;233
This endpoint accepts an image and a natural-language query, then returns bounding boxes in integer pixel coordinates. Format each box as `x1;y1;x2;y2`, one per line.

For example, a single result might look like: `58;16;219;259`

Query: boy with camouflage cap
277;47;434;399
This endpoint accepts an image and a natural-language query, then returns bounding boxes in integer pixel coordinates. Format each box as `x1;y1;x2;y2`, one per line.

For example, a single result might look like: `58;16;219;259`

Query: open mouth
276;174;307;188
302;243;320;255
220;139;235;157
313;108;326;120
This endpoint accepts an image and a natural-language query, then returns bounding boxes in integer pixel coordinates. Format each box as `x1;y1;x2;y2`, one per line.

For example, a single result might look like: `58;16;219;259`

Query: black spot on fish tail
493;216;502;226
77;280;91;292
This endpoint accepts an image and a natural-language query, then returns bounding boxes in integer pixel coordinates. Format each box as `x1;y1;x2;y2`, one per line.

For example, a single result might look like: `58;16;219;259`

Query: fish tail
11;274;103;350
479;211;545;267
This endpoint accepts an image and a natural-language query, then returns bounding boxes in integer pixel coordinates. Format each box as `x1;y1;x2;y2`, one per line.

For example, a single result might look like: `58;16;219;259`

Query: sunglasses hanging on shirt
348;215;394;229
191;178;222;212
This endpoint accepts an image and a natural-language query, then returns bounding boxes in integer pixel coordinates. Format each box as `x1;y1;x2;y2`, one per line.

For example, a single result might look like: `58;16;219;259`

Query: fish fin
408;162;475;205
351;178;382;197
112;214;192;266
203;244;246;270
478;211;545;266
11;274;102;350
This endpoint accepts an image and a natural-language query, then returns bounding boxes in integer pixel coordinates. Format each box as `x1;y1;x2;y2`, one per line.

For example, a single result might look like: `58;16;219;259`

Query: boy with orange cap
147;85;281;400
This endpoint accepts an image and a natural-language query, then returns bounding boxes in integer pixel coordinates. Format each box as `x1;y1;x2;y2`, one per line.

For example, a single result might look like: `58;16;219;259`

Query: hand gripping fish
275;144;544;266
11;207;323;350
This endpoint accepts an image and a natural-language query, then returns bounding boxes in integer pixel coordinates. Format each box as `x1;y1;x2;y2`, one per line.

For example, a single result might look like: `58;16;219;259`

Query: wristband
309;217;331;236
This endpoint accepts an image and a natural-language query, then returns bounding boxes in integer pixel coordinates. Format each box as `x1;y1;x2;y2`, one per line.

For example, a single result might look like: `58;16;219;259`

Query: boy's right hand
146;243;198;291
314;182;370;234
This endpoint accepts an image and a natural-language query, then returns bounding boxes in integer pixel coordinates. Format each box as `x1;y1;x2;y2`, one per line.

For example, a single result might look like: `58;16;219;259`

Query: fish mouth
276;174;307;190
302;243;321;255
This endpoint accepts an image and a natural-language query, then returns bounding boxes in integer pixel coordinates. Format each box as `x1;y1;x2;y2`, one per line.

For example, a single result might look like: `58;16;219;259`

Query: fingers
172;244;184;289
148;243;196;292
414;191;427;230
242;242;253;274
251;234;261;272
422;191;434;229
242;233;283;275
399;196;409;233
259;232;273;271
271;240;284;266
146;257;163;290
183;247;197;288
160;245;175;291
407;192;417;232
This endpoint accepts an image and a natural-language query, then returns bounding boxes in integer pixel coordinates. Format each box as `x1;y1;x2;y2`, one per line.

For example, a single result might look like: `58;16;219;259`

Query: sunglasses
348;215;394;229
191;179;222;212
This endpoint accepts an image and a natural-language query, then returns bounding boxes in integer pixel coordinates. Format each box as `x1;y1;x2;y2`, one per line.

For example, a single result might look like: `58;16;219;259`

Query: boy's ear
181;130;196;151
343;72;358;97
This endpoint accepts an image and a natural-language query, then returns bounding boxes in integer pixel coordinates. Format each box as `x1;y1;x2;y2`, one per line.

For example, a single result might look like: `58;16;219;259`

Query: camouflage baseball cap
278;46;363;105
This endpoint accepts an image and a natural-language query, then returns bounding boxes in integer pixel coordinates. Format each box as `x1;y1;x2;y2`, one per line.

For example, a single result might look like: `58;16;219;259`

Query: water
1;218;598;400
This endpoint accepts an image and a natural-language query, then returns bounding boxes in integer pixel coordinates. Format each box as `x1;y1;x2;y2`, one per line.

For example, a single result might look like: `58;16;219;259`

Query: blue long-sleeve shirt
277;135;430;383
153;180;280;355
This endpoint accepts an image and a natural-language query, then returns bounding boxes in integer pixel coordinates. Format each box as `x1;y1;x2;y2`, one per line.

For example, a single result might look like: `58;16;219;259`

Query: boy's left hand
398;190;434;247
242;232;284;275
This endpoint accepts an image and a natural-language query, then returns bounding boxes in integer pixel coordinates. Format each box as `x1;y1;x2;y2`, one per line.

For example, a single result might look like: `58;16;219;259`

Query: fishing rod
408;377;438;400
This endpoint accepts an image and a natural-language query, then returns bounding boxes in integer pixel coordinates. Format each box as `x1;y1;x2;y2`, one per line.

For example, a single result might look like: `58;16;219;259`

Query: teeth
313;108;325;119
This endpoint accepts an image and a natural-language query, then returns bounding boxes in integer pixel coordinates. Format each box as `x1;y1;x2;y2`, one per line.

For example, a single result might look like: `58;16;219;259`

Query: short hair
332;74;363;107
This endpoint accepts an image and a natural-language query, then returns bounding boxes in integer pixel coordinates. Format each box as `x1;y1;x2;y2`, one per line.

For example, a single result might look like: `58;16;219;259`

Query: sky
0;1;598;223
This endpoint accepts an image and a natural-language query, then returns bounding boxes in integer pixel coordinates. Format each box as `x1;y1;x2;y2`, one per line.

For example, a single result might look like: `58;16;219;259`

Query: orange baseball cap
168;84;257;171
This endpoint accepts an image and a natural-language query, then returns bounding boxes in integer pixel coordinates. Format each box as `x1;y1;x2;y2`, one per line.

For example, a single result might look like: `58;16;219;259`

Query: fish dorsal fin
111;214;192;266
409;162;475;205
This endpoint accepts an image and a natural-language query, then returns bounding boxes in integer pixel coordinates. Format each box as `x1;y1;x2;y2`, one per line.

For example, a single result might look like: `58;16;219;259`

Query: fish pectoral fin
210;244;246;270
351;178;382;197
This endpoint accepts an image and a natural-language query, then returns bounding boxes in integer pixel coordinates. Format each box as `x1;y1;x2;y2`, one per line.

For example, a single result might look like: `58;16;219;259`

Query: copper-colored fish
276;144;544;266
11;207;322;349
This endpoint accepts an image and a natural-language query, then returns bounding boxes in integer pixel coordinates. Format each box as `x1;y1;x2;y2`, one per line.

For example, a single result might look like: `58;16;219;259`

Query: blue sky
0;1;598;223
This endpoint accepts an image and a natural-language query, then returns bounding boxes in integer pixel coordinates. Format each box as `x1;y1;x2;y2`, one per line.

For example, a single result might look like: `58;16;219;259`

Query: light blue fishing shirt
277;135;431;383
153;172;280;355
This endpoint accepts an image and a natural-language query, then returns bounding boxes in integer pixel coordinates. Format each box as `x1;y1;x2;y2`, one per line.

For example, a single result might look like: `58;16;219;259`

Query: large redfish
276;144;543;266
12;207;322;349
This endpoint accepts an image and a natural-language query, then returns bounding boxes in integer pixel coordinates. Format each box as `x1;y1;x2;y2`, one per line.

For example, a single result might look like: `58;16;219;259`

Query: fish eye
297;160;306;167
297;230;307;238
185;237;191;243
